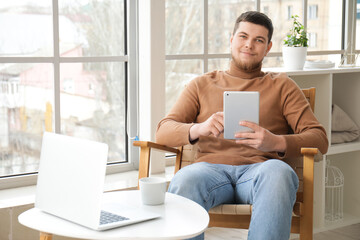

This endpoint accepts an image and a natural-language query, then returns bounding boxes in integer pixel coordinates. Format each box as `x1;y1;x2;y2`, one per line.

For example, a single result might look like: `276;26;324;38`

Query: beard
231;52;263;72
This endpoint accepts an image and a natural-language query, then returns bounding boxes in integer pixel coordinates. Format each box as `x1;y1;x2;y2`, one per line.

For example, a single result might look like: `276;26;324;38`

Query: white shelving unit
265;67;360;231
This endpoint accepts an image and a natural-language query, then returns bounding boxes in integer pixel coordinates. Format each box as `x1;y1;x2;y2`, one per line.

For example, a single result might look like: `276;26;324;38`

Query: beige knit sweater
156;62;328;165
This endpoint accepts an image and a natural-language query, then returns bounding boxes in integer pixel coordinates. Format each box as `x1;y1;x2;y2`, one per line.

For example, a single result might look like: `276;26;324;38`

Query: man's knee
168;162;211;194
256;160;299;193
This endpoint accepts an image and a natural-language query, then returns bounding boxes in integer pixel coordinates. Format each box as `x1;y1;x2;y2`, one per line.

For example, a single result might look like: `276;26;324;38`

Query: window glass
0;1;53;56
356;0;360;52
306;54;342;64
165;0;203;54
208;0;255;54
263;0;304;53
0;0;131;185
0;63;53;177
165;60;203;113
307;0;342;51
308;5;318;20
208;58;230;72
262;55;342;69
60;62;126;163
287;6;293;20
308;32;317;48
262;56;283;68
59;0;124;56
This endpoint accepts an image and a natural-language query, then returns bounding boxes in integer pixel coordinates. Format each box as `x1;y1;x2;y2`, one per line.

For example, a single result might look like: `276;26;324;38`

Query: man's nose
245;39;253;49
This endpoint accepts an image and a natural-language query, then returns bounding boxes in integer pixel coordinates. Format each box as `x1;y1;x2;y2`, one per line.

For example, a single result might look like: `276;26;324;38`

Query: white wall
138;0;166;173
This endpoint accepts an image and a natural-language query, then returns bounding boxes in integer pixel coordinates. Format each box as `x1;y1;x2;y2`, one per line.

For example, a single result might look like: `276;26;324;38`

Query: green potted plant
282;15;308;70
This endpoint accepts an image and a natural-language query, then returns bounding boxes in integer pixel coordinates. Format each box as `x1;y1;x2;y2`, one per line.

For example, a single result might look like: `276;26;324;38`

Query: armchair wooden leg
137;146;151;189
40;232;52;240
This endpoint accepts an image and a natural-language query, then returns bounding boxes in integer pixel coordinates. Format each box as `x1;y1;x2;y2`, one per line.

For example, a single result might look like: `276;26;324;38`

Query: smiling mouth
240;51;256;56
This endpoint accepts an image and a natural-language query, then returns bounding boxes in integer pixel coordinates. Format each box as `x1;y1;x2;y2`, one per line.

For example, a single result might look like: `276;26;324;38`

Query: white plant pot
282;46;307;70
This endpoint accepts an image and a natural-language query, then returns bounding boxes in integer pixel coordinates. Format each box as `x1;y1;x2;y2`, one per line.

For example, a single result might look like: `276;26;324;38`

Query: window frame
0;0;139;190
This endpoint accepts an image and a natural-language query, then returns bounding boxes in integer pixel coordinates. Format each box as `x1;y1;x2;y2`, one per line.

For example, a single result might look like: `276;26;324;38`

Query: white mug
139;177;167;205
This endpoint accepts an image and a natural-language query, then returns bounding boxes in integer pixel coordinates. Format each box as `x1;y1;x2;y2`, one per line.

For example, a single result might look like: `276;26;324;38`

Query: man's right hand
189;112;224;141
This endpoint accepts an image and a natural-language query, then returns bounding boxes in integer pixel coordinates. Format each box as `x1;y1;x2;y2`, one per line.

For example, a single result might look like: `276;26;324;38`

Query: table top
18;190;209;240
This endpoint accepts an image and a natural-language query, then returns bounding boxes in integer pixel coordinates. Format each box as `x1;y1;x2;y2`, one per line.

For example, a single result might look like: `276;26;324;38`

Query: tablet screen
223;91;259;139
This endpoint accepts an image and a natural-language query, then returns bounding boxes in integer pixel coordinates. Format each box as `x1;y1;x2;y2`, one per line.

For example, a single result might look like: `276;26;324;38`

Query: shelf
263;66;360;76
327;141;360;155
284;68;360;231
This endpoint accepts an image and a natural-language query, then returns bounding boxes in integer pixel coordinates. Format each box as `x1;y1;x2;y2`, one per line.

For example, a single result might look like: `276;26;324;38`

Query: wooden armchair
134;88;318;240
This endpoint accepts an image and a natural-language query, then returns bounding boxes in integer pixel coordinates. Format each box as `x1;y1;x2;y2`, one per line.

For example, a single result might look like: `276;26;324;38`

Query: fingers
234;121;262;149
234;121;258;139
238;121;258;130
235;138;259;148
234;131;254;139
190;112;225;139
208;112;224;137
212;112;224;125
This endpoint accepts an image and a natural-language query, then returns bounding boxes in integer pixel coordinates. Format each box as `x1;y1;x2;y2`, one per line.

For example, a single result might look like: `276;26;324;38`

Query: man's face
230;21;272;71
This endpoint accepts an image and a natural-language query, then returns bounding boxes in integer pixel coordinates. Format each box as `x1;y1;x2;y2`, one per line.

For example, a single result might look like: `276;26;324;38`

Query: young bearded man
156;11;328;240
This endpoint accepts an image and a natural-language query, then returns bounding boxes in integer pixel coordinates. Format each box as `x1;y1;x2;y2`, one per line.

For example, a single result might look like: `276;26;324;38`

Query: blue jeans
168;160;299;240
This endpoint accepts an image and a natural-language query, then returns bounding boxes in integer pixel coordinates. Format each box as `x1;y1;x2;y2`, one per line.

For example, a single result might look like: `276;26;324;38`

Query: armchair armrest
301;147;318;155
300;147;318;237
133;141;180;154
133;141;181;188
300;148;318;194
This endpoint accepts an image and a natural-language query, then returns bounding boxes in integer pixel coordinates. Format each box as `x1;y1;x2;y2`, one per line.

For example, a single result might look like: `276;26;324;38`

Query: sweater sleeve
156;79;200;147
280;77;328;158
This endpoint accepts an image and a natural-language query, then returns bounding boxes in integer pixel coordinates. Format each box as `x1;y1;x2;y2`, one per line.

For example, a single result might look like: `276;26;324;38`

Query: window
165;0;346;111
308;32;317;48
0;0;137;188
63;78;74;93
307;0;342;54
287;6;293;20
308;5;318;20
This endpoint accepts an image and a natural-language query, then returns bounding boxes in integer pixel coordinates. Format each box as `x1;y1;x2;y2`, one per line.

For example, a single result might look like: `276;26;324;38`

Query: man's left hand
234;121;286;153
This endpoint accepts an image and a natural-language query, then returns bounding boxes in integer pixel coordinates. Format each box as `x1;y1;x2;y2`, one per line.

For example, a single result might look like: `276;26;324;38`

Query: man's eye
256;39;264;43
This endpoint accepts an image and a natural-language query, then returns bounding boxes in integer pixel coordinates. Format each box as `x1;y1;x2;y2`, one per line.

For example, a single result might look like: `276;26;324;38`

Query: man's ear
265;41;273;56
230;35;234;51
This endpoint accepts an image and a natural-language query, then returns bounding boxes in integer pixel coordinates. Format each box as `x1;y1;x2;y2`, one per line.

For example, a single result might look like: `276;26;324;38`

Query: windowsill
0;166;175;209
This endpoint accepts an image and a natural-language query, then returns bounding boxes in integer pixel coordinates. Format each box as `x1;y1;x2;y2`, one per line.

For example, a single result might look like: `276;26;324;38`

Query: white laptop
35;132;159;231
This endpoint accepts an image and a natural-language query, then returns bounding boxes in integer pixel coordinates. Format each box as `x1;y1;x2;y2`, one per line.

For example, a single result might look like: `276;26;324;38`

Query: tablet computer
223;91;259;139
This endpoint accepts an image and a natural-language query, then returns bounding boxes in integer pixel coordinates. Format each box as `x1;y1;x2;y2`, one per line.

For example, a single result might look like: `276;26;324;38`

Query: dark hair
233;11;273;43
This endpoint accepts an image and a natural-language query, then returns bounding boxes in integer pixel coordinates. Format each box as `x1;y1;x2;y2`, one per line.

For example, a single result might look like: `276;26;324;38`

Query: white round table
18;191;209;240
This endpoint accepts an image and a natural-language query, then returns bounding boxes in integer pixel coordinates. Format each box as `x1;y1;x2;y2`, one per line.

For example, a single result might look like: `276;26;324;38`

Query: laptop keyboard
100;210;129;225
